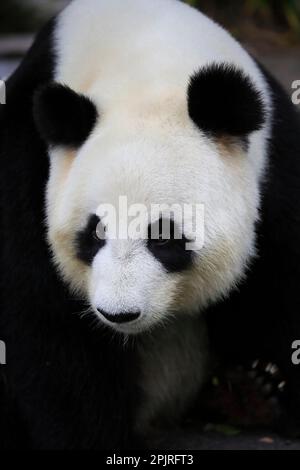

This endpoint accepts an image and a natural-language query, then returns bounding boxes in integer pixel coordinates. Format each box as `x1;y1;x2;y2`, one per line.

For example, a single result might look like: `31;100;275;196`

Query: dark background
0;0;300;89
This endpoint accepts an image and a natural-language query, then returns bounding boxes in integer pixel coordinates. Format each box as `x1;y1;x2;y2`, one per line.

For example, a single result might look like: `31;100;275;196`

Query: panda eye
76;215;106;265
93;221;106;242
93;230;100;242
147;218;193;273
148;218;175;248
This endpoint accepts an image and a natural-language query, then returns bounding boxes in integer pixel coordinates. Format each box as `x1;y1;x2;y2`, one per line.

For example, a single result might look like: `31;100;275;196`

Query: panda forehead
63;147;248;244
48;104;252;236
47;123;217;236
74;131;215;195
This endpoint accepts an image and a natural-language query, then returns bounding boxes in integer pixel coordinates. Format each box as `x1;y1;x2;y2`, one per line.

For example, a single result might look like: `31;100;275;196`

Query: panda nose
97;309;140;324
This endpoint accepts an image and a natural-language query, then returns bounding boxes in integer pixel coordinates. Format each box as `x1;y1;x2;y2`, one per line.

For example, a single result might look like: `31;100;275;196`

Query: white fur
45;0;272;428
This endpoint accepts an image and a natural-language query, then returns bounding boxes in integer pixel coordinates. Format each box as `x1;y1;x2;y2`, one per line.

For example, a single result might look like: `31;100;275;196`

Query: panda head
34;62;265;335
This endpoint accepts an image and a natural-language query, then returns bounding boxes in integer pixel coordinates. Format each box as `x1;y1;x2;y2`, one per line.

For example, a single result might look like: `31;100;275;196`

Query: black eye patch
33;83;98;148
75;215;106;265
147;218;194;273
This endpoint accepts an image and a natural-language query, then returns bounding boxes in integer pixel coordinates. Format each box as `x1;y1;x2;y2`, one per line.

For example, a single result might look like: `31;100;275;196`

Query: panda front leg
278;372;300;437
260;290;300;436
242;323;300;436
204;295;300;434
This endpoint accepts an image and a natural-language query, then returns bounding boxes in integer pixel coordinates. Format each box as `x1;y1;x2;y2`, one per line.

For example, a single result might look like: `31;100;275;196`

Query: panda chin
104;322;152;336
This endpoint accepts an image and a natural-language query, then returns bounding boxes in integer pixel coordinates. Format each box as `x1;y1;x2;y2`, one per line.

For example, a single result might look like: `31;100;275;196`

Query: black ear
188;63;265;138
33;83;98;148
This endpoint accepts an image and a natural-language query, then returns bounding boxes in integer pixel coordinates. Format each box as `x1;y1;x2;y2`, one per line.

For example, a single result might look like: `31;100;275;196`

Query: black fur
147;218;194;273
76;214;106;265
0;19;139;450
188;62;265;137
33;83;98;148
206;63;300;436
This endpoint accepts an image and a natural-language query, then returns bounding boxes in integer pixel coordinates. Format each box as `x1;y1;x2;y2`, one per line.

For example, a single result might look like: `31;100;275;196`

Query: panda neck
135;314;210;435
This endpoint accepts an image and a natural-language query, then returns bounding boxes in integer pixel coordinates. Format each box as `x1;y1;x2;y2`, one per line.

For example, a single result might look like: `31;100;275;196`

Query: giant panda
1;0;300;450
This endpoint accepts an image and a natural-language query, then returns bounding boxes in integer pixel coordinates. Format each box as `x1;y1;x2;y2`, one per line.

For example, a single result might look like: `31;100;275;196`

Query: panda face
35;61;266;335
47;132;256;335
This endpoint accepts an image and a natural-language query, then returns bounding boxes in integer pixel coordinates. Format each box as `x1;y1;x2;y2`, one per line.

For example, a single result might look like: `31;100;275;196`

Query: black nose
97;309;140;324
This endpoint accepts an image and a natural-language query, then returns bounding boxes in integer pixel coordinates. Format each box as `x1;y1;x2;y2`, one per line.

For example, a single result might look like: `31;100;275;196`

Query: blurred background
0;0;300;89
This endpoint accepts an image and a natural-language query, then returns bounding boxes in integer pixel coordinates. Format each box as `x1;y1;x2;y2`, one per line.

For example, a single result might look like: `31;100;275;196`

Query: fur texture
0;16;139;450
46;0;270;336
33;83;98;148
188;63;266;137
1;0;300;449
205;64;300;435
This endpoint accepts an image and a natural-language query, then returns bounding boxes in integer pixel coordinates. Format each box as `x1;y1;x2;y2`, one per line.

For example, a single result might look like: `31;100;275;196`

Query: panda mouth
97;308;141;324
93;307;147;334
96;311;155;335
